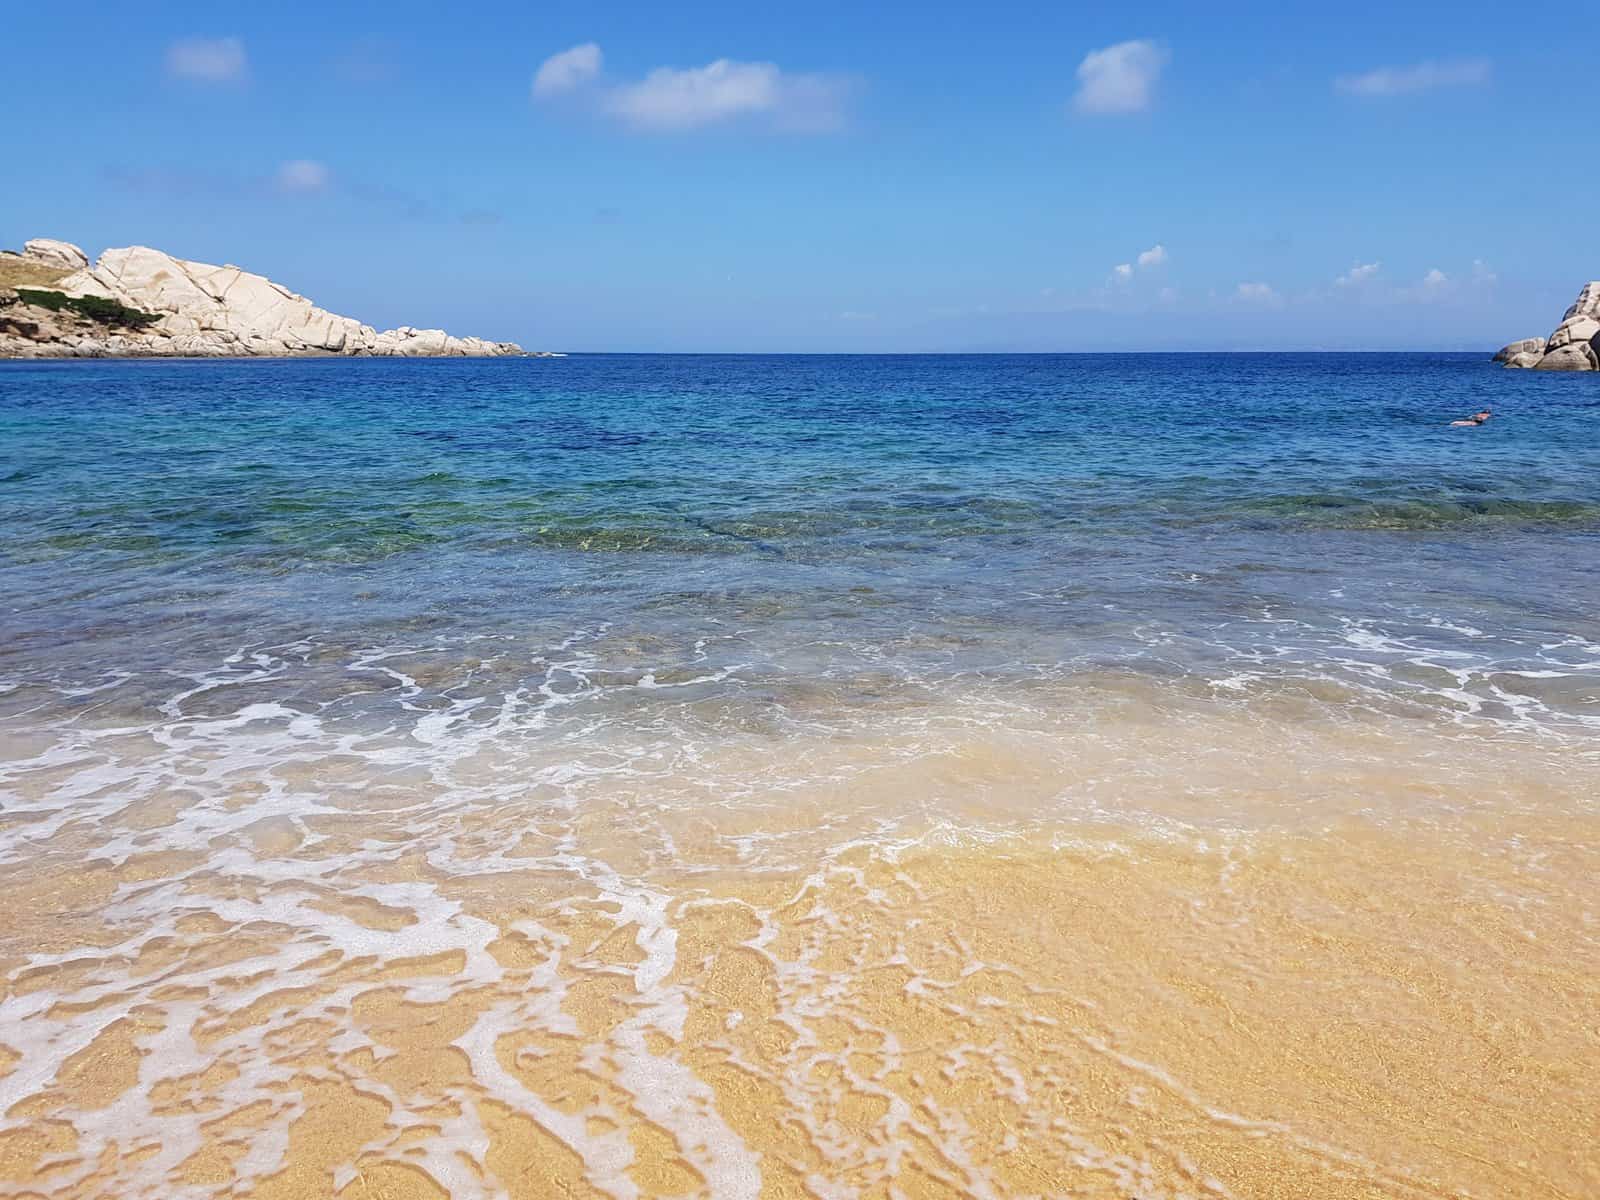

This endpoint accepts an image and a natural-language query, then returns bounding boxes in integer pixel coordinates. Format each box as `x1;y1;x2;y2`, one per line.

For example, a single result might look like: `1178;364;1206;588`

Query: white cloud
1335;261;1381;286
276;160;331;193
535;45;852;133
1109;244;1165;282
166;36;247;83
534;43;602;97
607;59;777;128
1157;286;1179;304
604;57;849;132
1235;281;1281;305
1335;59;1490;97
1393;265;1499;304
1398;267;1454;304
1072;40;1169;115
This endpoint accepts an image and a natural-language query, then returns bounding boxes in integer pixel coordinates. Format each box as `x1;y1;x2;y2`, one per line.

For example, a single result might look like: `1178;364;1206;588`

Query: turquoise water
2;353;1598;741
3;354;1598;1200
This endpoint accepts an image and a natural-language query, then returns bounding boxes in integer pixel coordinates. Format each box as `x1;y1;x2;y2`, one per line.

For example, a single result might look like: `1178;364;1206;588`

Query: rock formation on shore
0;238;532;358
1494;282;1600;371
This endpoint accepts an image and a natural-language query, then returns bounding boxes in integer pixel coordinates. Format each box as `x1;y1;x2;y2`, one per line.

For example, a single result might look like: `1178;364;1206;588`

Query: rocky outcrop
1563;282;1600;322
1546;315;1599;351
1491;337;1546;363
22;239;89;272
0;239;534;358
1497;282;1600;371
1534;342;1598;371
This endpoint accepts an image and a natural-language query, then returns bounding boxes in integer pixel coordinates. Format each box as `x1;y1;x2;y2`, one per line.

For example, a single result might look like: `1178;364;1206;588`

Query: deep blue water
2;353;1599;736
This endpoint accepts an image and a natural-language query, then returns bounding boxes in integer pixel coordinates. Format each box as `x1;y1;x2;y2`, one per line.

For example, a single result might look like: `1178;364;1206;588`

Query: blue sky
5;3;1591;352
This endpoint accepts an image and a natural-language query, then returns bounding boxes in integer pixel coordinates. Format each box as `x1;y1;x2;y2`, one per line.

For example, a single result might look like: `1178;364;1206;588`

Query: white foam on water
0;617;1596;1196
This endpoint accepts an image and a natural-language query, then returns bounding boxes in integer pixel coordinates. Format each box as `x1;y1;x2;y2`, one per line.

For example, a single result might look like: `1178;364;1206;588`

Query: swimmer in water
1450;409;1492;427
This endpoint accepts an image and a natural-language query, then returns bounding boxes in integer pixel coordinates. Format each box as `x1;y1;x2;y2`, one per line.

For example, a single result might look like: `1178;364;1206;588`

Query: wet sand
1;710;1596;1199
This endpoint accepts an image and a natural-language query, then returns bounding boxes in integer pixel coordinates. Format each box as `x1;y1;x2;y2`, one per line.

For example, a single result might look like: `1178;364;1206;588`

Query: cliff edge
0;238;534;358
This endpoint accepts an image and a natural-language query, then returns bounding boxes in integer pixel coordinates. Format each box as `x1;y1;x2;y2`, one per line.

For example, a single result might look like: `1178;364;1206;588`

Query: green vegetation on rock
15;288;161;330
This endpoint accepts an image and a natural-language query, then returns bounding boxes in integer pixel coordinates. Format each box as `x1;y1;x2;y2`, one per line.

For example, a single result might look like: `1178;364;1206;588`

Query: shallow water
1;355;1597;1198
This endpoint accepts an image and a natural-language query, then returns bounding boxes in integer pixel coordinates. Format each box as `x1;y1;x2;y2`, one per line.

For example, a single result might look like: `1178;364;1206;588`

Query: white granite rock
1562;282;1600;322
372;326;451;356
1498;283;1600;371
1493;337;1546;364
22;239;90;271
1547;316;1600;351
12;239;525;358
1532;342;1598;371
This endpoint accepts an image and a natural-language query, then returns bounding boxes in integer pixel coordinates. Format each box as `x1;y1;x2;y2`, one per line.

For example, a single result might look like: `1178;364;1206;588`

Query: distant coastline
0;238;557;360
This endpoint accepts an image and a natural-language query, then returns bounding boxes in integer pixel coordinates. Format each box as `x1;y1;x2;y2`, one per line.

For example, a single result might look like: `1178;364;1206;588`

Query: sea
0;354;1596;1199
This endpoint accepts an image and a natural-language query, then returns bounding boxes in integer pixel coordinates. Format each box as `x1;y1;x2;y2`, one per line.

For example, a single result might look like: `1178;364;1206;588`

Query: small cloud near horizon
166;36;247;84
1235;281;1282;306
1335;261;1380;286
1386;262;1498;305
276;160;332;194
534;43;852;133
1395;267;1455;304
1072;40;1169;115
1111;243;1165;282
1335;59;1490;97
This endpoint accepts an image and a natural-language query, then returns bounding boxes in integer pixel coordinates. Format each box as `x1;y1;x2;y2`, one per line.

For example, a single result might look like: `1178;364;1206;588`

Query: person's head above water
1450;409;1493;428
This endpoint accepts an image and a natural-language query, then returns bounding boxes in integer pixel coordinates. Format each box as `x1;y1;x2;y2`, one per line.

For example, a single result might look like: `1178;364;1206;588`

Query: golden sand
0;714;1596;1198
